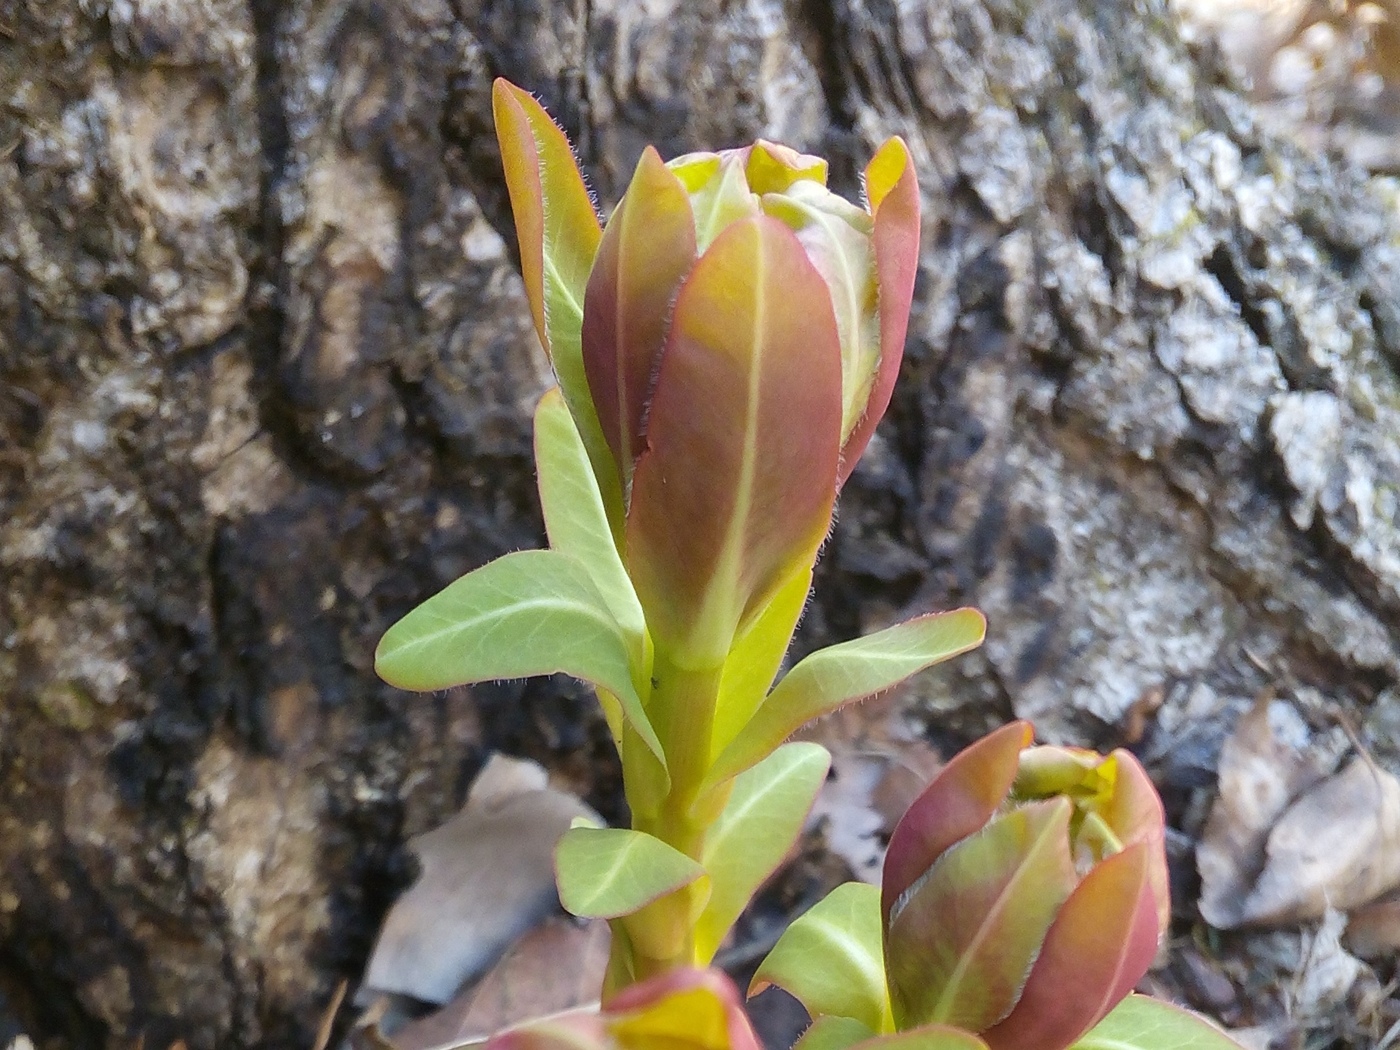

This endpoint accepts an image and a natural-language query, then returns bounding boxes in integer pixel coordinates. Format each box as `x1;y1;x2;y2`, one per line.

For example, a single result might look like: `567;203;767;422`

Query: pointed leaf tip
492;79;624;533
754;882;891;1035
841;136;919;483
583;146;697;492
885;798;1076;1033
882;718;1026;925
707;607;987;793
555;826;704;919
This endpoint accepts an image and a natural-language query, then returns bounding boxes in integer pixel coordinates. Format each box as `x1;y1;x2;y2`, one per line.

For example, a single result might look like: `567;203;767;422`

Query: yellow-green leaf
374;549;663;770
753;882;893;1035
556;826;704;919
492;79;624;535
1070;996;1247;1050
694;742;830;961
706;608;986;789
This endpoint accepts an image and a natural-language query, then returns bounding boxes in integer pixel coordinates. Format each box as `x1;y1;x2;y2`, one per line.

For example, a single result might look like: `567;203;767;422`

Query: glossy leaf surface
695;743;830;961
753;882;892;1034
556;827;705;919
840;137;920;483
492;79;623;529
882;721;1029;924
707;609;987;791
375;549;663;769
1070;996;1247;1050
625;215;843;664
886;799;1076;1032
582;147;696;492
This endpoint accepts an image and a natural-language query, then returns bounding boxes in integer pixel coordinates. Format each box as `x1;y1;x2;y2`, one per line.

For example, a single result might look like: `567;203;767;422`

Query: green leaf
555;826;705;919
707;609;987;789
694;742;831;961
1070;996;1247;1050
753;882;892;1034
374;549;665;771
534;387;648;667
793;1017;875;1050
492;79;624;536
710;564;812;763
851;1027;989;1050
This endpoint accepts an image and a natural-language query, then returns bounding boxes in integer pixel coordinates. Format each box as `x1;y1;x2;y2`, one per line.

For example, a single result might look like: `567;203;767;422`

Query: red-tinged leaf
841;137;919;484
492;79;624;532
492;78;600;358
882;721;1031;925
850;1026;991;1050
607;969;763;1050
885;799;1077;1032
582;147;697;492
983;844;1162;1050
488;1015;608;1050
1103;751;1170;933
625;215;843;665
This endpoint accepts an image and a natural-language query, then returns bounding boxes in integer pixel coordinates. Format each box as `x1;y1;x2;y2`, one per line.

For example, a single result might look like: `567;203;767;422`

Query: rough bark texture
2;0;1398;1047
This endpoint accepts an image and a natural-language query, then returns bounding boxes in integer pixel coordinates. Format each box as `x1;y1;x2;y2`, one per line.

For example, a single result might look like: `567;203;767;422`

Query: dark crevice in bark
1204;243;1273;352
245;0;371;491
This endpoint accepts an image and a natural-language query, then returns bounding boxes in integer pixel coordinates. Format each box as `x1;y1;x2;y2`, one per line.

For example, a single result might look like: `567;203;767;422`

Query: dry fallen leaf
390;916;610;1050
1344;892;1400;958
1196;695;1340;928
1288;909;1364;1016
800;695;943;883
360;754;601;1006
1239;756;1400;926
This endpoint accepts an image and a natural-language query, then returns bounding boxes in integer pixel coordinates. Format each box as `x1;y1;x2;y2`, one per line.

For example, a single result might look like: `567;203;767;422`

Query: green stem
627;647;727;976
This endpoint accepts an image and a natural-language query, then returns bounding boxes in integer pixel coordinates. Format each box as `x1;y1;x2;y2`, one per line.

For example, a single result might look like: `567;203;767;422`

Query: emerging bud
880;722;1169;1050
579;134;920;663
487;969;762;1050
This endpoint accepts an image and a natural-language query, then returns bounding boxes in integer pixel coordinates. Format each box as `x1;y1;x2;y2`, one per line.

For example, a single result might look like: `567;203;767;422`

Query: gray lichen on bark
1;0;1398;1045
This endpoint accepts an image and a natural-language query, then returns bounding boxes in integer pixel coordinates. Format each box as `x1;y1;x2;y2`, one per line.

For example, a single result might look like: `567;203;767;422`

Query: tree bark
1;0;1397;1046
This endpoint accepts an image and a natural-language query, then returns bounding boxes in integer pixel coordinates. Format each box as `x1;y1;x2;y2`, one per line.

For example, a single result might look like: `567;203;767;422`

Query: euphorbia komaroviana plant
376;77;985;985
755;722;1244;1050
375;79;1246;1050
